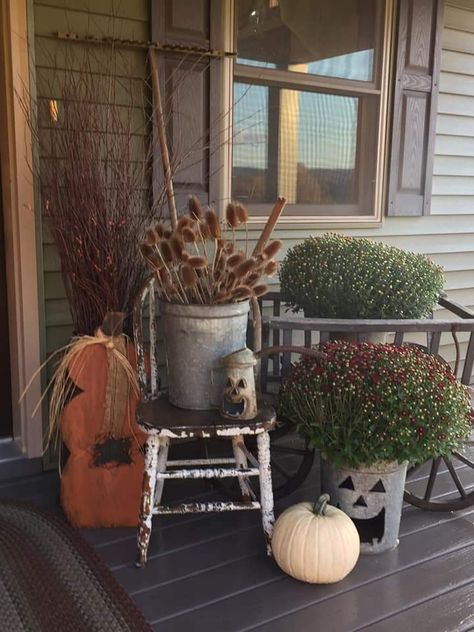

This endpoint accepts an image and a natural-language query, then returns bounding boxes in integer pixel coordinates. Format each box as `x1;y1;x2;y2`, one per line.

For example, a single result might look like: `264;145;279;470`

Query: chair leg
232;435;252;502
155;436;170;505
257;431;275;556
136;435;159;568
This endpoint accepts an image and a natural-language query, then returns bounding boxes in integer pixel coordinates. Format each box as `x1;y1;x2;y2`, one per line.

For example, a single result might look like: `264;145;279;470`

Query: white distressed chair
133;277;276;567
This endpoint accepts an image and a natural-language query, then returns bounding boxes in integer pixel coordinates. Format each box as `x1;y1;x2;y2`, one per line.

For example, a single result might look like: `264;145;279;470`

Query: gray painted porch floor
1;454;474;632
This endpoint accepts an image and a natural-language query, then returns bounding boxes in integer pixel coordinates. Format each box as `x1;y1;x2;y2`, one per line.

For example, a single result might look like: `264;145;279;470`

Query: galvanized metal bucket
160;300;250;410
321;459;408;554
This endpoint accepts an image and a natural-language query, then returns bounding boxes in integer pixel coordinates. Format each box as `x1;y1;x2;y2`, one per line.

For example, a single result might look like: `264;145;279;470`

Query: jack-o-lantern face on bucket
337;475;387;545
321;460;408;553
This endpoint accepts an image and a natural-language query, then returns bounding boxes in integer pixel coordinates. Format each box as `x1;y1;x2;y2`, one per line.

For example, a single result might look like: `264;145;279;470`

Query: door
0;172;13;437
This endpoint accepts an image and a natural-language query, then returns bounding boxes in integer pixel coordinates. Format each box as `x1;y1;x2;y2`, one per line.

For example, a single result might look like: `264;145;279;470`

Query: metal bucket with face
321;459;408;554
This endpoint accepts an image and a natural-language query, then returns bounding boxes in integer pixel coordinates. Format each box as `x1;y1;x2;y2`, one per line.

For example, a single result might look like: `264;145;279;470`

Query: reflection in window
237;0;377;82
232;83;359;206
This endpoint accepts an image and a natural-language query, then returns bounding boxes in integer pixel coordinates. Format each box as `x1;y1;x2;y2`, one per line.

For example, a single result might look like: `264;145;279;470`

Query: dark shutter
387;0;443;216
151;0;223;214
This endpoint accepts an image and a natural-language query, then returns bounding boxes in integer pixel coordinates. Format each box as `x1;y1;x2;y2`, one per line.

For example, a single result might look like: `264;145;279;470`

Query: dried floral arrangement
140;196;284;305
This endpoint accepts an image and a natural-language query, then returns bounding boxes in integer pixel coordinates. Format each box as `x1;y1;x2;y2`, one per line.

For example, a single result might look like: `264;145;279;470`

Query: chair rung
167;458;236;467
157;467;259;480
154;501;261;514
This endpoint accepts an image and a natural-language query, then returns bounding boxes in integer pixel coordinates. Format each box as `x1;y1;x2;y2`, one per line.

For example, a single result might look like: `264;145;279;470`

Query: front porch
3;450;474;632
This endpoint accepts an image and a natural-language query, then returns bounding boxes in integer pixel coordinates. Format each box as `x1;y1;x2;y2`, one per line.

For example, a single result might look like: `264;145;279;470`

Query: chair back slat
429;331;441;356
394;331;404;346
462;332;474;386
149;289;157;395
281;329;292;377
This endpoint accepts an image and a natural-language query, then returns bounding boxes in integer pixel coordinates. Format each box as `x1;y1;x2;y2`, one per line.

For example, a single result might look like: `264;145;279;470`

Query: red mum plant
279;342;472;468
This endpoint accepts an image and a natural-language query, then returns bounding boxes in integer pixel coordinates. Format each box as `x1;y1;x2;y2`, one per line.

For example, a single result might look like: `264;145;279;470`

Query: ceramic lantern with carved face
220;348;258;421
321;460;408;554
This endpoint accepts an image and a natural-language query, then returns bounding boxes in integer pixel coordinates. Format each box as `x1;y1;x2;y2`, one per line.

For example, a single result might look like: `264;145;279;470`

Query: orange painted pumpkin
60;343;146;528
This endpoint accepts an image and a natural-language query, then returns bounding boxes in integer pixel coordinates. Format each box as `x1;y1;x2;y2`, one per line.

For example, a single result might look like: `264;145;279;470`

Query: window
232;0;391;221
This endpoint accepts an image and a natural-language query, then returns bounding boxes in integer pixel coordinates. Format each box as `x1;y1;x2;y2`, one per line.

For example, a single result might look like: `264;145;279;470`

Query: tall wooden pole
149;51;178;229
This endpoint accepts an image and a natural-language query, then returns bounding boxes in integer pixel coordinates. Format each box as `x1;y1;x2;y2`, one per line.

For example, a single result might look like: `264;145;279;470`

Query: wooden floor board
2;454;474;632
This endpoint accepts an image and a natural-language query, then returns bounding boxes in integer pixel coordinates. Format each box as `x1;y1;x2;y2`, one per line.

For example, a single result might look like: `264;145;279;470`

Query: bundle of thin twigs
140;196;282;304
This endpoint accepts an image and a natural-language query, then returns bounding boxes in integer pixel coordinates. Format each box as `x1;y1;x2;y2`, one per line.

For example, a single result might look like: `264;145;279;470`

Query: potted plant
278;341;472;553
279;234;444;341
140;196;284;410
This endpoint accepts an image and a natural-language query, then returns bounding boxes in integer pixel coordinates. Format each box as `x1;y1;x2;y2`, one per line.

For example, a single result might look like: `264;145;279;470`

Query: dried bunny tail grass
253;284;269;297
160;240;174;263
231;285;253;300
235;203;249;223
205;209;221;239
163;228;172;239
177;216;193;231
263;240;283;260
182;227;197;243
188;255;208;269
188;195;204;220
181;250;190;261
181;263;199;287
224;242;235;255
235;258;256;280
170;235;185;260
227;252;245;268
215;290;231;303
264;260;278;276
225;202;239;228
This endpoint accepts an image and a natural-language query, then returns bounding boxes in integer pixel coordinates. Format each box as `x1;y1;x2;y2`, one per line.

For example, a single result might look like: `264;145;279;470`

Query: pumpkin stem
313;493;330;516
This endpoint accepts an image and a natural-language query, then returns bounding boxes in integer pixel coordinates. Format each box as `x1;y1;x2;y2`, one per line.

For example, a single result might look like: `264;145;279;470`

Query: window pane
232;82;377;210
236;0;379;82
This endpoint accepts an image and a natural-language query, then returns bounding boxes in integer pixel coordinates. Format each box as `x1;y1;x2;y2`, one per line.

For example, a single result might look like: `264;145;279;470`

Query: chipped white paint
157;467;260;479
216;425;267;436
257;431;275;556
232;435;253;501
154;436;169;505
136;435;159;567
154;501;261;514
167;458;236;466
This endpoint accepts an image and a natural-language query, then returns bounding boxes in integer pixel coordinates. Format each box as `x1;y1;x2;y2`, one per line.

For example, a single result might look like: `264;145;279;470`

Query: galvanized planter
160;300;250;410
321;459;408;554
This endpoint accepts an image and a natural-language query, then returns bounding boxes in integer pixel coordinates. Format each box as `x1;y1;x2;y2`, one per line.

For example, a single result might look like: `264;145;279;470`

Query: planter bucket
160;300;250;410
321;459;408;554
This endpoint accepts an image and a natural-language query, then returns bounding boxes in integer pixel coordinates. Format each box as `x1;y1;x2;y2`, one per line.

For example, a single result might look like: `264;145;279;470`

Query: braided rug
0;501;151;632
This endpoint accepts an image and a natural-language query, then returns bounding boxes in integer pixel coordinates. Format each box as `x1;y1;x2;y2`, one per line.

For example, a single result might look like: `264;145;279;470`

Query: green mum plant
279;342;472;468
279;234;444;318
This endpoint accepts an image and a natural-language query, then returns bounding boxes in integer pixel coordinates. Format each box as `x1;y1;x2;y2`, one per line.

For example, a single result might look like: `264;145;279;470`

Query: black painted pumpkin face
337;475;387;544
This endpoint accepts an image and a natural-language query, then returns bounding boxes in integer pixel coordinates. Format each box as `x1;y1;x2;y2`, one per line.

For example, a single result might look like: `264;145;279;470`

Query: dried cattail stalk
188;195;203;220
177;216;192;231
235;203;249;224
263;240;283;260
160;240;174;263
181;263;198;287
227;252;245;268
205;209;221;239
264;260;278;276
225;202;239;228
198;221;211;240
188;256;207;269
224;242;235;255
253;284;269;297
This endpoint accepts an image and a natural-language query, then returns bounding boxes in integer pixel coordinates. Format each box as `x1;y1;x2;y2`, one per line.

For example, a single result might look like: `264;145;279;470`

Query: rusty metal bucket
160;300;250;410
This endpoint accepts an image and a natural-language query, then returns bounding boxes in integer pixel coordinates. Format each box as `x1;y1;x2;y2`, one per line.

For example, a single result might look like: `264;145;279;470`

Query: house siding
32;0;149;370
35;0;474;380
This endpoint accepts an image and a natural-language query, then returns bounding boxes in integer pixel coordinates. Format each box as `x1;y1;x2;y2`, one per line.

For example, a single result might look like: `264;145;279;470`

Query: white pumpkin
272;494;360;584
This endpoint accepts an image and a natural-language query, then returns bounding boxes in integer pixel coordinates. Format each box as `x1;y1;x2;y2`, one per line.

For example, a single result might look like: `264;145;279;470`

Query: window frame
230;0;396;226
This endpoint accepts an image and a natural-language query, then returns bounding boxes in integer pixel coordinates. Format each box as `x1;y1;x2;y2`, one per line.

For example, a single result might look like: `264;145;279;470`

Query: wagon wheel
404;441;474;511
210;416;314;501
